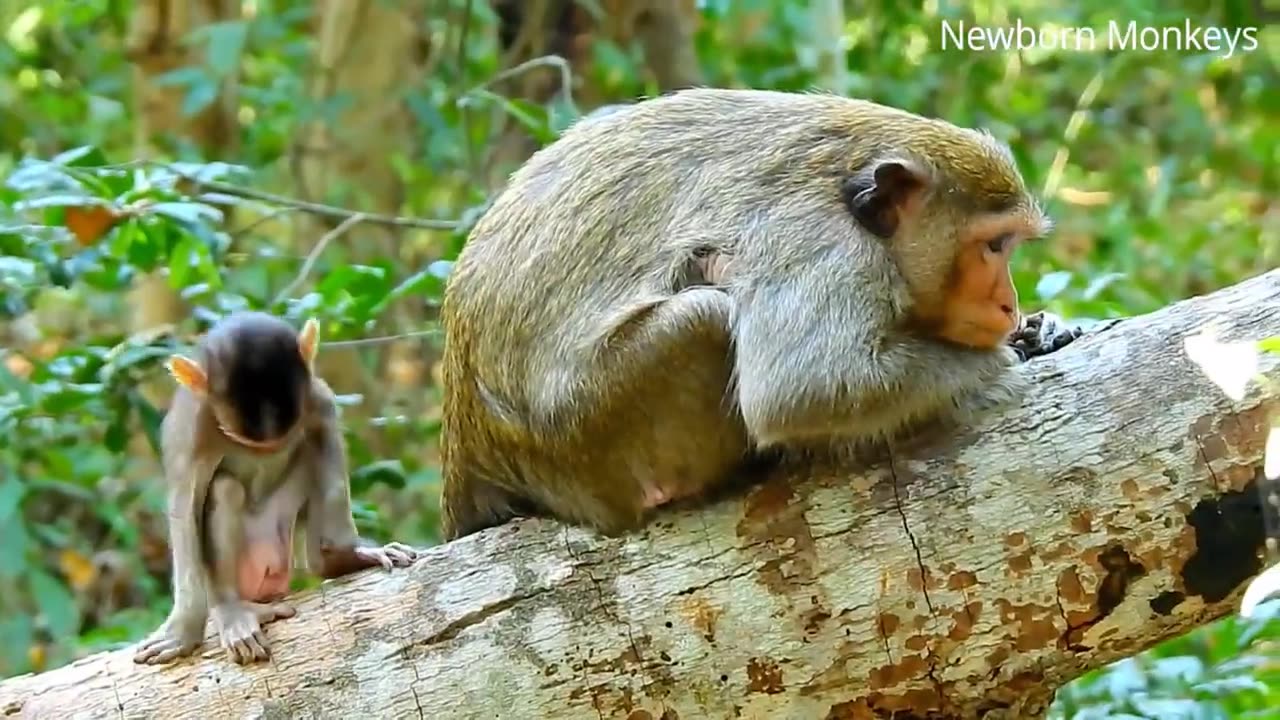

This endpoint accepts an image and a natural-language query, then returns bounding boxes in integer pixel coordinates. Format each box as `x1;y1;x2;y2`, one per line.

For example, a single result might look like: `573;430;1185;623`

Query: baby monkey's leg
206;473;295;665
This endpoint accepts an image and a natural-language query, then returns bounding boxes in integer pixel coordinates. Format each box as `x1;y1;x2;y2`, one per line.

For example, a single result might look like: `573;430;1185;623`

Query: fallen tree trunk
4;270;1280;720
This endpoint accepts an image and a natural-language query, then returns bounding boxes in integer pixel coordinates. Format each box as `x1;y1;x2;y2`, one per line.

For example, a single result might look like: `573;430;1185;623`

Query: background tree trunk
124;0;241;408
290;0;431;427
2;270;1277;719
486;0;703;183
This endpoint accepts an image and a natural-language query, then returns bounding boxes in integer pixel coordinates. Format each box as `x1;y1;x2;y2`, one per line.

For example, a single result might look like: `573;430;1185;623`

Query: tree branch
4;270;1279;720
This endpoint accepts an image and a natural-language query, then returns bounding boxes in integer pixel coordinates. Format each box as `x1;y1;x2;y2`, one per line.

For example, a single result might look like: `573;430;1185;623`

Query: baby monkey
133;311;418;666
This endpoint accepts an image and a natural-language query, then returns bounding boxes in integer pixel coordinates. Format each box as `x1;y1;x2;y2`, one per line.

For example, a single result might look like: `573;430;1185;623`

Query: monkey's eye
986;235;1013;254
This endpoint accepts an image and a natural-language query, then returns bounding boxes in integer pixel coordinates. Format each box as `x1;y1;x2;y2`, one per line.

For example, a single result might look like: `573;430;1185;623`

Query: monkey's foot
132;617;205;665
1009;311;1083;361
211;601;295;664
350;542;419;570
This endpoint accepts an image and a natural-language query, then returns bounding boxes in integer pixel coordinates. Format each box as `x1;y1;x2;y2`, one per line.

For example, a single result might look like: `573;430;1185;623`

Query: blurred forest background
0;0;1277;716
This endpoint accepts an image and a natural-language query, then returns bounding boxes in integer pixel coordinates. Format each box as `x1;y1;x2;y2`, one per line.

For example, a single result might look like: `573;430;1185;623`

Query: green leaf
0;478;26;522
0;615;33;675
169;236;200;288
28;570;79;640
351;459;408;493
0;519;29;578
107;217;141;260
38;382;103;414
1035;271;1072;301
203;21;248;76
0;257;39;284
130;390;165;456
367;260;453;314
149;201;223;226
13;194;101;211
182;79;220;117
465;89;557;145
104;397;131;453
51;146;109;168
152;66;208;88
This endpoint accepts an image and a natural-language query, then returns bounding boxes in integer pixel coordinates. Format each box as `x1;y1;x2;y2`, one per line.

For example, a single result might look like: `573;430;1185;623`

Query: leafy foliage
0;1;1278;716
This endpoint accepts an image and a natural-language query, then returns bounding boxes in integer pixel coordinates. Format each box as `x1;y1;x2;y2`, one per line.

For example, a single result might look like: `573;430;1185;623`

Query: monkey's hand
349;541;419;570
1008;311;1084;361
211;601;296;664
316;540;419;578
132;612;207;665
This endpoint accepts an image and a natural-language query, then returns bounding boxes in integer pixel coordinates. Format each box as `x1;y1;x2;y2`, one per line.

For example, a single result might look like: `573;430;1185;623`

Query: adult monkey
439;88;1091;538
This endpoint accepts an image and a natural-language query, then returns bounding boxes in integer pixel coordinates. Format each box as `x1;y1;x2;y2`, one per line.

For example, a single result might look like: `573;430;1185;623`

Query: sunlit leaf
1035;271;1072;301
203;21;248;76
57;549;97;591
149;201;222;226
51;146;108;168
182;80;220;117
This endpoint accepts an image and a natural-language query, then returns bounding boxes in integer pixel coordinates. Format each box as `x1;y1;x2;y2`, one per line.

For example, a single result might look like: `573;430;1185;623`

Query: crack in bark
562;528;640;720
886;447;950;710
409;686;426;720
674;563;760;596
1193;433;1223;492
886;450;936;618
402;616;427;720
419;590;544;648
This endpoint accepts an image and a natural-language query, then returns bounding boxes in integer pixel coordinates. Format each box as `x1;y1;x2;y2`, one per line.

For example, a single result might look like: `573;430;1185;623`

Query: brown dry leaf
64;205;122;246
58;549;98;592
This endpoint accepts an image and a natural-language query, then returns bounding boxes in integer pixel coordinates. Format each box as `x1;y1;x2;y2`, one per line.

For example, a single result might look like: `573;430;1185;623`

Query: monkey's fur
439;88;1078;538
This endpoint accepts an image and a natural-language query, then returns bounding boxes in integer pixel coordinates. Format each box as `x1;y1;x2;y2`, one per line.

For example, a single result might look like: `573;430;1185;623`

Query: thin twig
230;206;297;238
80;159;462;231
190;177;459;231
324;328;442;348
273;212;368;304
459;54;575;109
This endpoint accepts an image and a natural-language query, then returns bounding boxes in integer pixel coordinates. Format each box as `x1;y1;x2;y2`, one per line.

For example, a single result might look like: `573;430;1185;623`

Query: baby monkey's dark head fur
167;311;320;451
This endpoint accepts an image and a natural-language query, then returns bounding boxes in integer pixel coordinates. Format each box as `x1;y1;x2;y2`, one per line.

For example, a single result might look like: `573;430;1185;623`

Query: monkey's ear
166;355;208;397
298;318;320;369
841;158;928;240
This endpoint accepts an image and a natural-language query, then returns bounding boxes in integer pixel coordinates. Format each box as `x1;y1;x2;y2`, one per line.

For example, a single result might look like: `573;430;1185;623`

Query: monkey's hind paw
354;542;419;571
247;600;297;624
212;602;280;665
132;622;203;665
1009;311;1083;362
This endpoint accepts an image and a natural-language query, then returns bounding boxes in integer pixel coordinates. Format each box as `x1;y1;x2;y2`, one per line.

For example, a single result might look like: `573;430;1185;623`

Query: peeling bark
2;270;1279;719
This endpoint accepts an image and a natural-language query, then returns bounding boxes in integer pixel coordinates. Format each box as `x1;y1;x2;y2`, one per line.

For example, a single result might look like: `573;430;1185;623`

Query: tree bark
3;270;1279;719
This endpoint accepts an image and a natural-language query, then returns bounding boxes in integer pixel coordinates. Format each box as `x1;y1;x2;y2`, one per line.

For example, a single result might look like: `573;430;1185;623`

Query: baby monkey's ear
166;355;209;398
298;318;320;370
